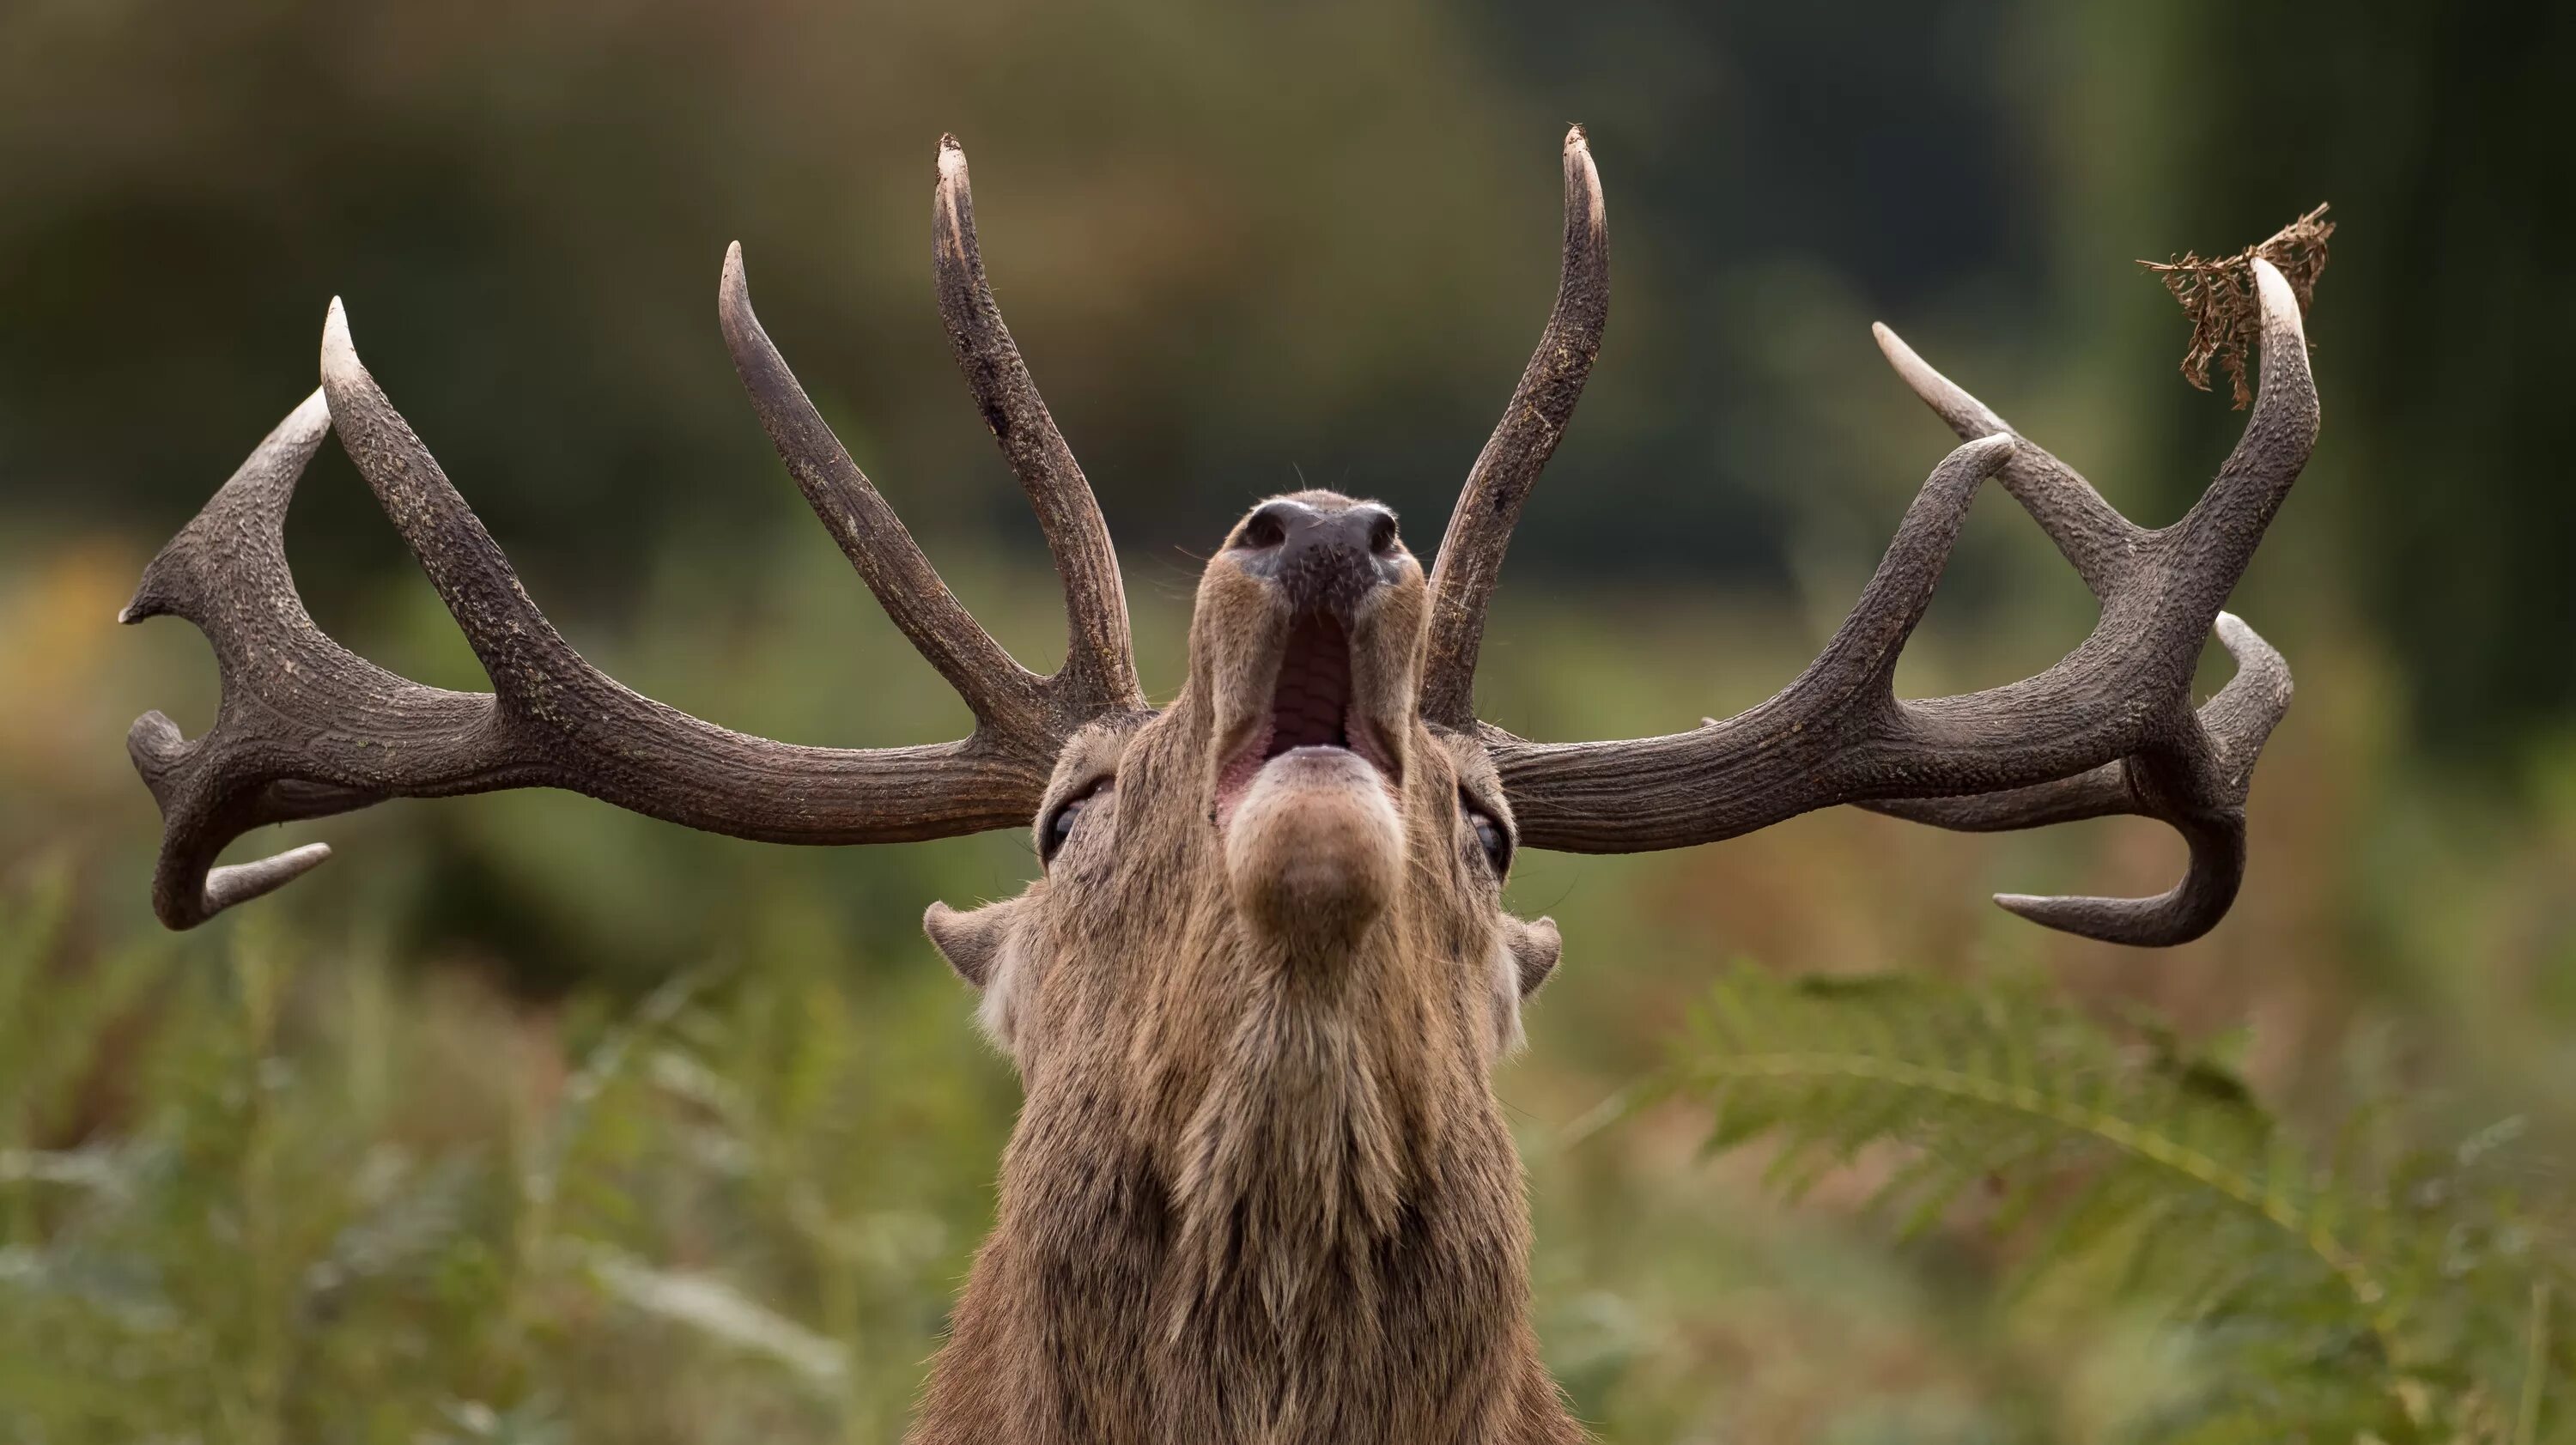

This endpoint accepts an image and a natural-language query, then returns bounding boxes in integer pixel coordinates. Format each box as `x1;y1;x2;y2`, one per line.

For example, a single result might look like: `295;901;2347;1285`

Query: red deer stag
121;130;2316;1442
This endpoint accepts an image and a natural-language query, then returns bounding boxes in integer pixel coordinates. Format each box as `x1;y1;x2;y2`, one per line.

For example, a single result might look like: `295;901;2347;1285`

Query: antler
1422;125;1609;729
928;135;1140;712
1437;135;2318;946
122;139;1137;930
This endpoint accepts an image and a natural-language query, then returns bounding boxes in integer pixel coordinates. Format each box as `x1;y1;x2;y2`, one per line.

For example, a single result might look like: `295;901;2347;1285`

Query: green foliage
0;871;1010;1444
4;847;2575;1438
1623;968;2574;1443
5;545;2573;1436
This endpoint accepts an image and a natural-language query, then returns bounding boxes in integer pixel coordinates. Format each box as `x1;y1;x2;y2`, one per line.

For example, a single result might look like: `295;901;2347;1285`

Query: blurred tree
2134;0;2575;754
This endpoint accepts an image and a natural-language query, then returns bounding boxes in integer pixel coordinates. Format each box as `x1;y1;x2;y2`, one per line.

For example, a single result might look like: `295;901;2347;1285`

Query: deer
118;129;2317;1443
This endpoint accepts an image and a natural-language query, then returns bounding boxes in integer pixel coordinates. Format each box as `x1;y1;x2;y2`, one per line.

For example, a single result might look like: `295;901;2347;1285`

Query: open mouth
1213;612;1394;821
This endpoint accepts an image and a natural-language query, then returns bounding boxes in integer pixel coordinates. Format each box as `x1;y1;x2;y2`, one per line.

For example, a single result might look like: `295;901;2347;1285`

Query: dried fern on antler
2142;203;2334;408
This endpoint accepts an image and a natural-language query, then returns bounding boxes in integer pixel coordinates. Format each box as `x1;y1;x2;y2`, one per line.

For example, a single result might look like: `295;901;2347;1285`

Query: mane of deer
120;130;2316;1443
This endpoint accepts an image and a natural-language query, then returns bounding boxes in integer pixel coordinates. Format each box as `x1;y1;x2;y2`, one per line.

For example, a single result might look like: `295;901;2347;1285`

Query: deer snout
1229;497;1406;618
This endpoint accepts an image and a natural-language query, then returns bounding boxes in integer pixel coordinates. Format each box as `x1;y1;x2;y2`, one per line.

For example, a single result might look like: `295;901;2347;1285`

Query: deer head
121;130;2318;1443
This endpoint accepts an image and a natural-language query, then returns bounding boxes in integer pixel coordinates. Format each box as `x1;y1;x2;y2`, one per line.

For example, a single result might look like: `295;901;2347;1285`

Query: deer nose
1231;499;1404;616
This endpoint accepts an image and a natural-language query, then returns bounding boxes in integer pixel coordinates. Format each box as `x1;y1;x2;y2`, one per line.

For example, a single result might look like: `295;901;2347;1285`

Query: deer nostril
1365;509;1399;556
1241;504;1293;550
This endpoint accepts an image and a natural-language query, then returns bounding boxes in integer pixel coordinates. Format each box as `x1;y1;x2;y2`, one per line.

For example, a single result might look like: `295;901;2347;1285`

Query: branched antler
1436;144;2322;946
123;141;1136;929
129;128;2323;952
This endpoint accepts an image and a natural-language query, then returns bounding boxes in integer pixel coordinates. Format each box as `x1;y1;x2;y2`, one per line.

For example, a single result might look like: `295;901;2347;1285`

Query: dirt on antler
2141;204;2332;409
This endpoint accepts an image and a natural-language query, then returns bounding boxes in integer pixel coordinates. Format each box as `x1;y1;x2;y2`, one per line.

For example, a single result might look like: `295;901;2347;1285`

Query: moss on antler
2142;204;2333;409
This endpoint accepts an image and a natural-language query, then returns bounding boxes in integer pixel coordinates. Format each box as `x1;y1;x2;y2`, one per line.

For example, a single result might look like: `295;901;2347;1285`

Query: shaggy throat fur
1167;988;1407;1367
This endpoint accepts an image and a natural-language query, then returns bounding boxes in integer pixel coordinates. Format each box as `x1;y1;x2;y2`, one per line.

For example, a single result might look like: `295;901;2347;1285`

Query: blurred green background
3;0;2571;1439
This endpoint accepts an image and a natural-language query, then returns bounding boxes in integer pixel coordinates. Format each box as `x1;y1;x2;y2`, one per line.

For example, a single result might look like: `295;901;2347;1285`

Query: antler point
2248;256;2304;323
720;240;750;302
1993;892;2050;920
320;298;360;382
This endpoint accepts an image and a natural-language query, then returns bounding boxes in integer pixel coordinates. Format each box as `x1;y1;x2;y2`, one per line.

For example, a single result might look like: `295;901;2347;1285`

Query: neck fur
1167;966;1408;1334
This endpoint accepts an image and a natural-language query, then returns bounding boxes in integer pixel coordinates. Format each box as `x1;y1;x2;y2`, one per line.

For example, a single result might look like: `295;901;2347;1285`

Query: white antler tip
201;841;336;918
1870;321;1919;367
278;841;334;872
2249;256;2301;320
2210;611;2282;671
319;297;360;382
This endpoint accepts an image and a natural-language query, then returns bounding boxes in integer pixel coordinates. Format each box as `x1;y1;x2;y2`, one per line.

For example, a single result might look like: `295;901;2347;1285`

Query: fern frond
1644;968;2573;1443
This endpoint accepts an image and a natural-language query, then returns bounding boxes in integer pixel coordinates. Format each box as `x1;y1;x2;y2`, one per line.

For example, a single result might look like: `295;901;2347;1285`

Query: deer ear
1503;914;1562;998
925;897;1027;988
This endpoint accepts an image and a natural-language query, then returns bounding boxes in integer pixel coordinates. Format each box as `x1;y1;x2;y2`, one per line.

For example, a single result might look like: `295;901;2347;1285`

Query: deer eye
1462;797;1512;877
1038;779;1111;866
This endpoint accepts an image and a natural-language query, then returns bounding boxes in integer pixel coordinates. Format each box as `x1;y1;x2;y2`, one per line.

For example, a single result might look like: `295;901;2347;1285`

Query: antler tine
319;301;586;695
1422;125;1610;729
719;243;1043;737
1870;322;2139;599
932;135;1145;715
1492;243;2321;946
2167;260;2320;582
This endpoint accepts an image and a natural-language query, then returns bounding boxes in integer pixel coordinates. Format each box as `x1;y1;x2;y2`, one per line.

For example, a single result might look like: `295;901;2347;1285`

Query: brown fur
913;492;1580;1445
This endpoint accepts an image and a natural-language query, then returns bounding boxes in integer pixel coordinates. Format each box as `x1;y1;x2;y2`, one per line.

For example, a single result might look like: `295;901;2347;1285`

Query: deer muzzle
1200;494;1423;947
1211;598;1408;946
